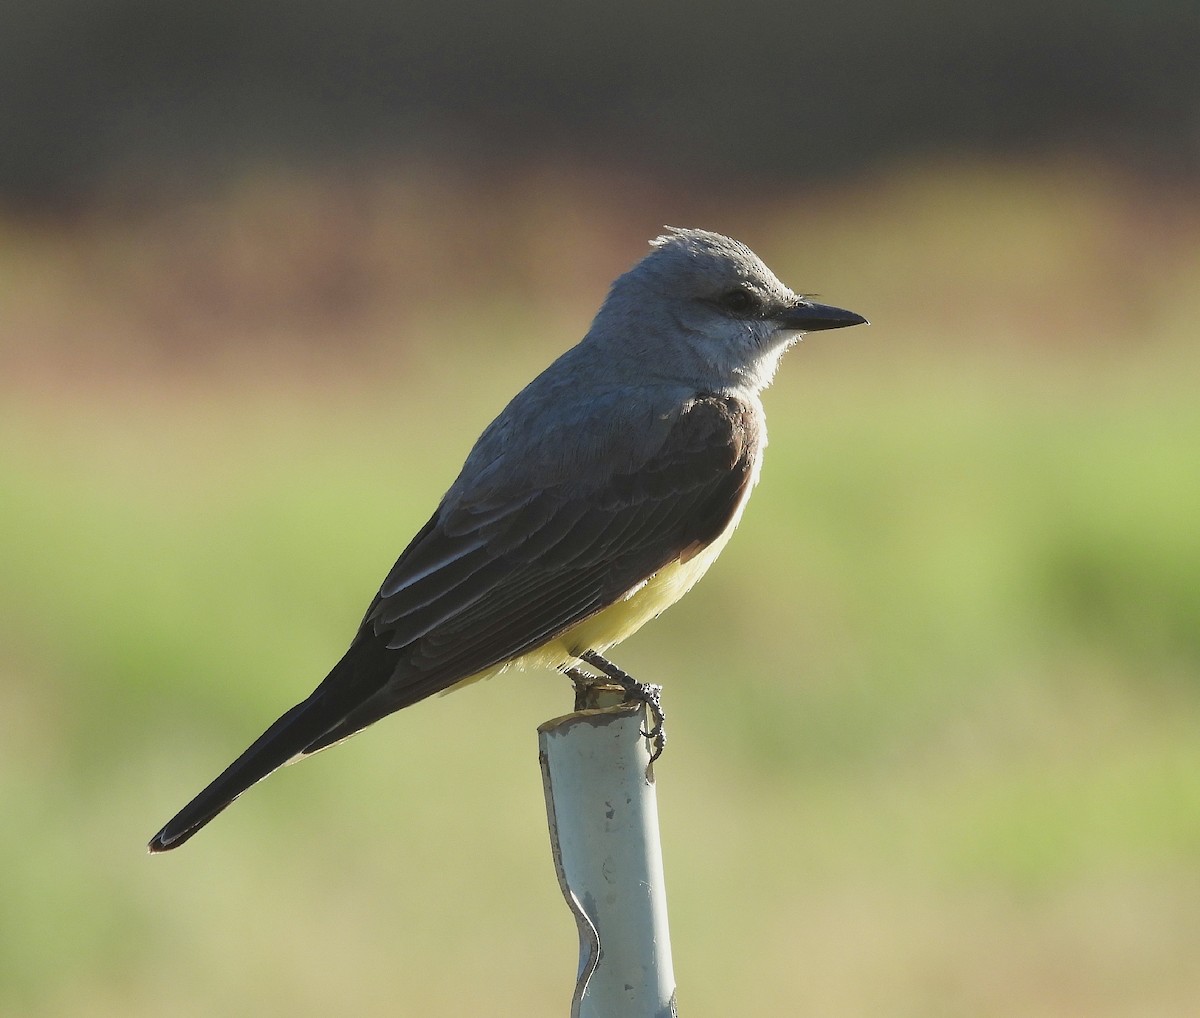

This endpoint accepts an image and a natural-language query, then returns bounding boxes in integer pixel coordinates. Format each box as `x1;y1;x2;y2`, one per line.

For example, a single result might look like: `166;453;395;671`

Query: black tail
147;694;335;853
148;612;440;852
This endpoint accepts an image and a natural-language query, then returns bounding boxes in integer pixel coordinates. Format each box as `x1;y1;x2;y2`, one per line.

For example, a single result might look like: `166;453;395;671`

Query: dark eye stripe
722;287;756;314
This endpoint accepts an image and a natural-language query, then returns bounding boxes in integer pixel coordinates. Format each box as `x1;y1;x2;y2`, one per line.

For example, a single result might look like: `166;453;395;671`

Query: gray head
588;227;865;394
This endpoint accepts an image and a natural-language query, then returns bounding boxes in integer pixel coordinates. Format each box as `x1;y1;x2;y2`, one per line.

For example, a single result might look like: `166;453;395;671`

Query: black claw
642;709;666;762
578;650;667;762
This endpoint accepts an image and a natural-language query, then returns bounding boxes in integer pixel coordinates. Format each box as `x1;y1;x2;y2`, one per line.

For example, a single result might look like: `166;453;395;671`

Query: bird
148;227;866;852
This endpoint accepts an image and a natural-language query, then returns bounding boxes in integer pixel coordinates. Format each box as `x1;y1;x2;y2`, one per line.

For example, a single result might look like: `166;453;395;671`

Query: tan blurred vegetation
2;155;1199;1016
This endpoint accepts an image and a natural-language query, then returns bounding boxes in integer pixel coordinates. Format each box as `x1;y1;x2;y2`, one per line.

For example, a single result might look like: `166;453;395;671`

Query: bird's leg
578;650;666;761
562;664;603;711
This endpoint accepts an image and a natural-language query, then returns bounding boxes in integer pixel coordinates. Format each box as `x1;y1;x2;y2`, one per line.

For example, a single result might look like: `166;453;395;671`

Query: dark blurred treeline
1;0;1198;207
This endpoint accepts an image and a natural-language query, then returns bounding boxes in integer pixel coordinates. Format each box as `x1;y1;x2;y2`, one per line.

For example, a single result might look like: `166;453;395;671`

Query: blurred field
2;156;1199;1016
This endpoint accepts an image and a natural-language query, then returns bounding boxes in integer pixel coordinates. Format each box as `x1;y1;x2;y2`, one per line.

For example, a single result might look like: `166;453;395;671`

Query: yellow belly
443;492;749;693
553;523;735;659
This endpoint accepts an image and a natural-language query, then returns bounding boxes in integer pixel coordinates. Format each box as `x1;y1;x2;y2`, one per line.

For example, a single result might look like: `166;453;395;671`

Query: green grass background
2;158;1199;1015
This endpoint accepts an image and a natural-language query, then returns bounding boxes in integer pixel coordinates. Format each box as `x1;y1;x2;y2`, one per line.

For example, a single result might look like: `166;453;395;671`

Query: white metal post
539;687;678;1018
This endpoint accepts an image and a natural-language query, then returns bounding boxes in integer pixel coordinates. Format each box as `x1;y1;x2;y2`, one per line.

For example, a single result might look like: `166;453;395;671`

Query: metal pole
538;685;678;1018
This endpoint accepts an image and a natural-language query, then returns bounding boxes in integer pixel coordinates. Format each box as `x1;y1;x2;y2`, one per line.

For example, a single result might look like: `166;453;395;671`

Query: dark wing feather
301;394;760;751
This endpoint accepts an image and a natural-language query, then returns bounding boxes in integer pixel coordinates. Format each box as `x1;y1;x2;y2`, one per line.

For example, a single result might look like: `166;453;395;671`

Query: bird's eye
722;287;756;314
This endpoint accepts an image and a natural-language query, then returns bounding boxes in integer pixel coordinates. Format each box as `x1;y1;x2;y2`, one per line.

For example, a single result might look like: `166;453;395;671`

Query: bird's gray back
447;349;701;511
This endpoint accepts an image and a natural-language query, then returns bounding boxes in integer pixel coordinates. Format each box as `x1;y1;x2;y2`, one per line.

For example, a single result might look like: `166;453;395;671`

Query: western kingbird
148;228;866;852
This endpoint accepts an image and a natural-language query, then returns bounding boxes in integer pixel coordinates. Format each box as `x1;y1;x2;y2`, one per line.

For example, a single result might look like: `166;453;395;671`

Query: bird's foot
578;650;666;762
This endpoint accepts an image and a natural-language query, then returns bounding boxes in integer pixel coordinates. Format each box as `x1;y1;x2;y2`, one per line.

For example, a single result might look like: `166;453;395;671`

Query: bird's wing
147;393;759;851
301;391;762;751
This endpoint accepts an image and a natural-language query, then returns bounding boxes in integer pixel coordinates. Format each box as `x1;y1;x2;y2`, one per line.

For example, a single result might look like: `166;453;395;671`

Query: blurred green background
2;2;1199;1015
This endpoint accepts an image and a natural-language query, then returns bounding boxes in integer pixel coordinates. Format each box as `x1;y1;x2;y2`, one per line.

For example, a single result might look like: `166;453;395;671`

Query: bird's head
594;227;866;393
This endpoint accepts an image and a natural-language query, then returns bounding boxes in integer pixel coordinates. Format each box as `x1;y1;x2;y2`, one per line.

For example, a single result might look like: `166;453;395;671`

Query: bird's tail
147;694;334;853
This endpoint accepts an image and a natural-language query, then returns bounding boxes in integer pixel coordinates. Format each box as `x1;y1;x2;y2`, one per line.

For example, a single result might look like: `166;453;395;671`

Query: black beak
778;299;868;332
